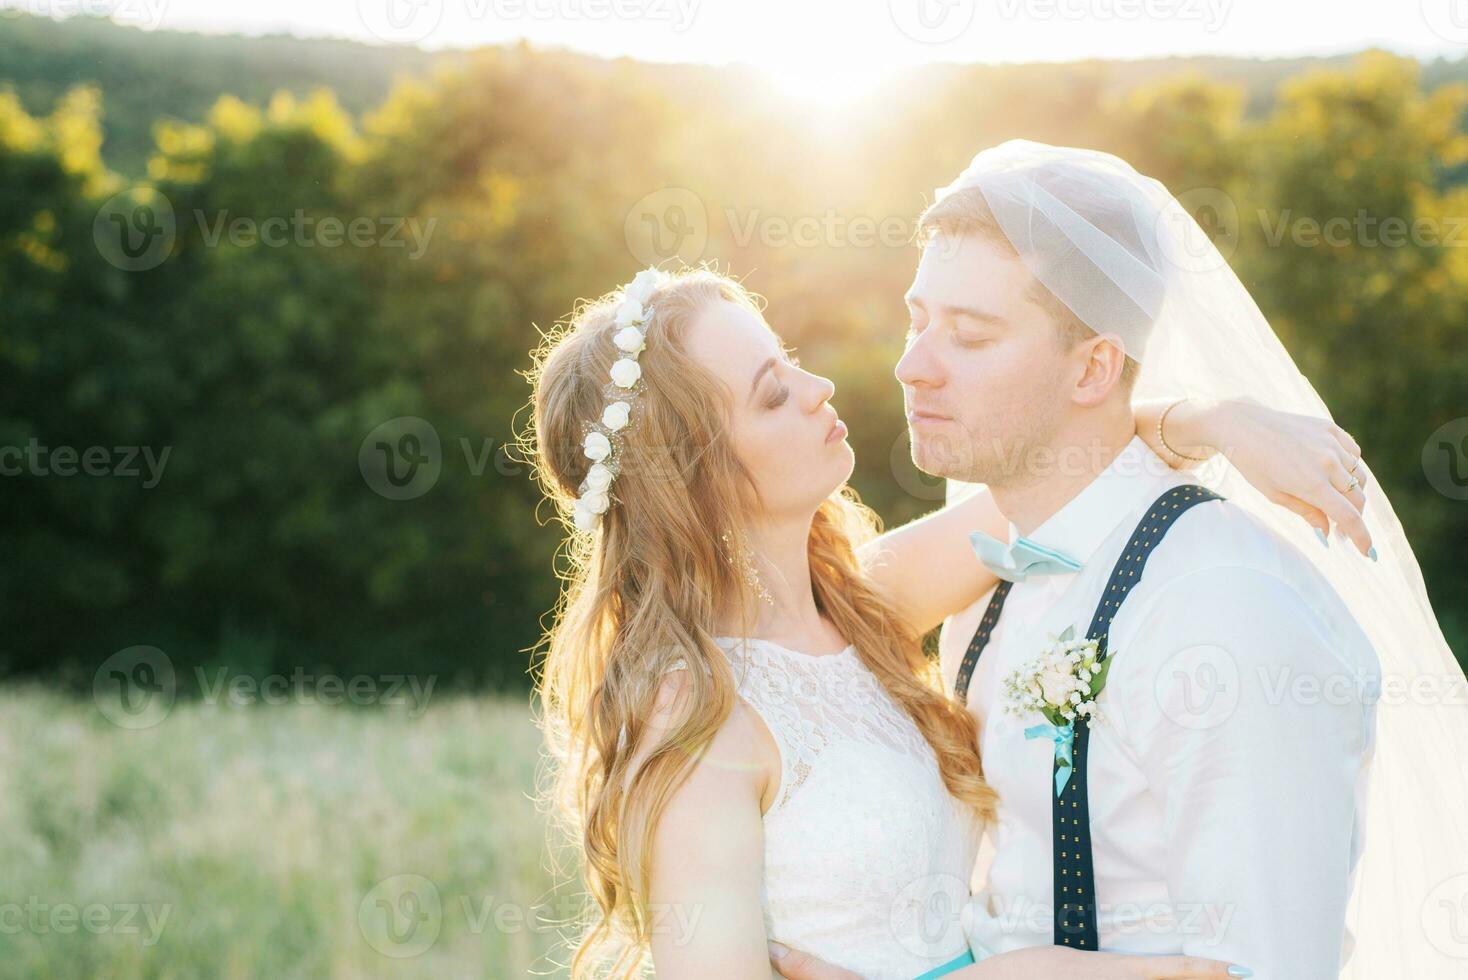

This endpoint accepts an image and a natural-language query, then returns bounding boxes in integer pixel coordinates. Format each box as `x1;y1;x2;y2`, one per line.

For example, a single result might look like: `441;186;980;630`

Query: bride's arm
1135;395;1373;555
860;398;1374;636
857;483;1009;637
641;673;780;979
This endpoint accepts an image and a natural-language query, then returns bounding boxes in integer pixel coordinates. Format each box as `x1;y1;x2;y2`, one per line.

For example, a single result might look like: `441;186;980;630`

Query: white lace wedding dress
679;636;984;978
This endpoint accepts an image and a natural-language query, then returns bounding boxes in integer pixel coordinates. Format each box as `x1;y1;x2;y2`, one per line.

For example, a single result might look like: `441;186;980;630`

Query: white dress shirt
941;436;1379;980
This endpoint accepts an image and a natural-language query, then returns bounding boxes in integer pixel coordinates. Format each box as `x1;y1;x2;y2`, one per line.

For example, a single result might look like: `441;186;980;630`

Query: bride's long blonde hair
522;268;996;977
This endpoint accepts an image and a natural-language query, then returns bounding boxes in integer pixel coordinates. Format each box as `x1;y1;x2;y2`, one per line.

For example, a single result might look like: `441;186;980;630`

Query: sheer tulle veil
937;139;1468;977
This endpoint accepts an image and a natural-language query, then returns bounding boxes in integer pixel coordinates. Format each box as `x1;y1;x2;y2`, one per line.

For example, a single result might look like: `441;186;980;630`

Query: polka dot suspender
953;484;1224;951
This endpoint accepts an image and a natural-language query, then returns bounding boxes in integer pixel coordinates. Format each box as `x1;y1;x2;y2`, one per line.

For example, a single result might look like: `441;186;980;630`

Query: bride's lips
826;418;848;444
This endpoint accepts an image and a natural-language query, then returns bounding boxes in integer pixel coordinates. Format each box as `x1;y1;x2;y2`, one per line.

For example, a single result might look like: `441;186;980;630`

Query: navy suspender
952;484;1223;951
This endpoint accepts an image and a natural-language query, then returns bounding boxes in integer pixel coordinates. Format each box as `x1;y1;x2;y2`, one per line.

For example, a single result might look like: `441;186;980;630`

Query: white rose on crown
583;431;612;462
579;490;610;515
613;327;646;356
583;462;614;492
610;358;642;388
614;298;646;328
625;268;664;306
601;401;632;431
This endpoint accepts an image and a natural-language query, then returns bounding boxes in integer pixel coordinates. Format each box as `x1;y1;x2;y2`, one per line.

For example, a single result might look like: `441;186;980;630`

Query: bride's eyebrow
747;357;778;403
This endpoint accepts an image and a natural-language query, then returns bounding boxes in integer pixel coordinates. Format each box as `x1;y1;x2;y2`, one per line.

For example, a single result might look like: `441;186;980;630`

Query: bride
524;266;1372;979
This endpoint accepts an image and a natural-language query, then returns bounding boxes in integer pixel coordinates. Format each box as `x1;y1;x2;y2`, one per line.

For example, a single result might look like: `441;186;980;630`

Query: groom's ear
1069;332;1129;408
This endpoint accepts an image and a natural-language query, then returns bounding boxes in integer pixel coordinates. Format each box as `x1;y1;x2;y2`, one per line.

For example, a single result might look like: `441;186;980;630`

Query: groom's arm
1118;564;1376;980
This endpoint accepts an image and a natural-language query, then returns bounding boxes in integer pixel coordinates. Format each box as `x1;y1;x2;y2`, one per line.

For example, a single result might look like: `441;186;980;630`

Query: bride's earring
720;530;775;607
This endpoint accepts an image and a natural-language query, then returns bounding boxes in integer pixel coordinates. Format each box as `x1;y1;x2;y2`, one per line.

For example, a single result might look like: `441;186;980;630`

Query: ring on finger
1345;475;1361;493
1347;456;1361;475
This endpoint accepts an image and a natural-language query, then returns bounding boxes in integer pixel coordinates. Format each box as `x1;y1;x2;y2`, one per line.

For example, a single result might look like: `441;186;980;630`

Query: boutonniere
1000;625;1112;797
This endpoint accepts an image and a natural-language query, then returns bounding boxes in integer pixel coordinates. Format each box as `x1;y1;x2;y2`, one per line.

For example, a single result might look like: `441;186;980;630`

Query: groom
775;150;1378;980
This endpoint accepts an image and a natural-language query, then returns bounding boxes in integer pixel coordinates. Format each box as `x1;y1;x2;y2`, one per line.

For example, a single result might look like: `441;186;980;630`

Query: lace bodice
694;636;984;978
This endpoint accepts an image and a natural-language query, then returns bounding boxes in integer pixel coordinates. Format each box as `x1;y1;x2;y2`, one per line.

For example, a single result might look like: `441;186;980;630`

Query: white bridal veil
937;139;1468;978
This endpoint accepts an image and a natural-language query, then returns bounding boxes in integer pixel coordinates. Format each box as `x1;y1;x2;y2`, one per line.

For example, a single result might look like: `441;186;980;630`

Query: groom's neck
991;414;1136;537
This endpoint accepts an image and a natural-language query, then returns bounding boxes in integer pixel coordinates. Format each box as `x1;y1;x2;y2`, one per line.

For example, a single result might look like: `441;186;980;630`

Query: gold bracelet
1158;398;1211;463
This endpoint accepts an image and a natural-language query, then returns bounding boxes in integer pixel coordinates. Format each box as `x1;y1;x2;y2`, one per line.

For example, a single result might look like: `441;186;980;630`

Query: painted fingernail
1314;527;1329;548
1228;967;1254;978
1368;546;1378;562
768;941;789;960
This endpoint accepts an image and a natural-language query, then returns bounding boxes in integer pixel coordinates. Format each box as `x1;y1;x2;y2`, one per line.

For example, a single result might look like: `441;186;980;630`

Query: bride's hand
1148;396;1374;558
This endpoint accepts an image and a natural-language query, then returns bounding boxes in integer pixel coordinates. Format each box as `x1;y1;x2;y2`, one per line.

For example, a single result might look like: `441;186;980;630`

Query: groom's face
896;233;1075;487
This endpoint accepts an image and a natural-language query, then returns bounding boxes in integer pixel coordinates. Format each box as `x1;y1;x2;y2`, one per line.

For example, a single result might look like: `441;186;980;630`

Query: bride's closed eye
763;353;800;409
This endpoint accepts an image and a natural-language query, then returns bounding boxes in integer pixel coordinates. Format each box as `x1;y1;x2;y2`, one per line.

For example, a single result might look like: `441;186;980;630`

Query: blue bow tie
969;530;1082;583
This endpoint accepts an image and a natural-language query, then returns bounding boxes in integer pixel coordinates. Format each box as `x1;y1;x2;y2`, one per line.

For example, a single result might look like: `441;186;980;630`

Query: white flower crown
572;267;671;532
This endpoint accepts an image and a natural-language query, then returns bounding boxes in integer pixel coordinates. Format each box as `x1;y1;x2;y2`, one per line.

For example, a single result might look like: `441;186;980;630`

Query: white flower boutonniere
1001;624;1113;796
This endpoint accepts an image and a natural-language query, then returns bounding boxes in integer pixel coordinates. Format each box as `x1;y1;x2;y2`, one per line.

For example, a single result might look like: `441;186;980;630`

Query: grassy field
0;686;579;979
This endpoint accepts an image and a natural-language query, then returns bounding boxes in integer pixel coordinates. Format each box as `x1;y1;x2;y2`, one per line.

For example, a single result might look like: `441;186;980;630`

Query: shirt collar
1008;435;1181;570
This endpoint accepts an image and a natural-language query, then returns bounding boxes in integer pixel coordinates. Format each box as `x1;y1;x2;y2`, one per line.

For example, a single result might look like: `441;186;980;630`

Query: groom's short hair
917;188;1141;392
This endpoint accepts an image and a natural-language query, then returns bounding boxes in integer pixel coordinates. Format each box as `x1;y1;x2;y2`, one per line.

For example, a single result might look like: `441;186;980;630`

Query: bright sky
13;0;1468;103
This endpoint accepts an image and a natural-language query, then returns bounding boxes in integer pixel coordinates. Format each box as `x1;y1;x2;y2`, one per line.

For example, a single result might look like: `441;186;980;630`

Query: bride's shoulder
628;648;779;810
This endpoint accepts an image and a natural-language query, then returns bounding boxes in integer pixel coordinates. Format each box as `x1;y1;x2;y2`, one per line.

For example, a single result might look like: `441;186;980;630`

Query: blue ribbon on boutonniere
1024;721;1076;796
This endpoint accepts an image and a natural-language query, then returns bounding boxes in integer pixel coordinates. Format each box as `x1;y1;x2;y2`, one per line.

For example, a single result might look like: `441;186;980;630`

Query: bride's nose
800;372;836;412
